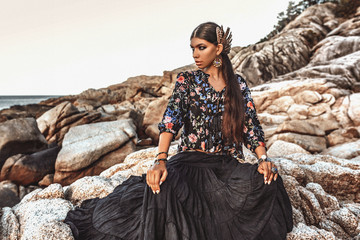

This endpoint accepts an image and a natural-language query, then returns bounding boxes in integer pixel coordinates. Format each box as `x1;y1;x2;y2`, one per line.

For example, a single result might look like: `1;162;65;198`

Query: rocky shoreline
1;3;360;239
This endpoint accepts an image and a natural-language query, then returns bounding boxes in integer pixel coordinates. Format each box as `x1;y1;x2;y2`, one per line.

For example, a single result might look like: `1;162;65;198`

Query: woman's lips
195;61;202;66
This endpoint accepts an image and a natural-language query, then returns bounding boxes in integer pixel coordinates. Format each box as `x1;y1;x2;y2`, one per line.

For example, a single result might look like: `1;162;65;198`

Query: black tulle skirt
64;151;293;240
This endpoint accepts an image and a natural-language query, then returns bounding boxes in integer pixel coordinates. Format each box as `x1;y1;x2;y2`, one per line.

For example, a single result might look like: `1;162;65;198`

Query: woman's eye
199;46;206;50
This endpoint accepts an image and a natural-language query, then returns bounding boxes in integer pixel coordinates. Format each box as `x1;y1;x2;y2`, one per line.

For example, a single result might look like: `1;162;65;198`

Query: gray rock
321;139;360;159
55;119;137;172
305;183;340;214
0;117;48;170
267;132;326;153
12;198;73;239
0;207;20;240
20;183;64;203
287;223;336;240
143;97;169;126
64;176;121;206
327;126;360;146
298;187;324;225
36;101;79;138
274;120;325;136
232;3;337;86
54;140;136;186
330;207;359;237
33;220;74;240
267;140;309;158
0;181;20;208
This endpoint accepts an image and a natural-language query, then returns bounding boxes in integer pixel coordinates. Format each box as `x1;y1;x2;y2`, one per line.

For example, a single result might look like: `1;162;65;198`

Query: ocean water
0;95;62;111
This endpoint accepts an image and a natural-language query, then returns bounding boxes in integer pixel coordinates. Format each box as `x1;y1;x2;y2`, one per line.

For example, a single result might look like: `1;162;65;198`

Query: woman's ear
216;44;224;55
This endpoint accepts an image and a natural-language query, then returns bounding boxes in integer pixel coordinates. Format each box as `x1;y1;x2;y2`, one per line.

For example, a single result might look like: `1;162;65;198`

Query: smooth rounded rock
55;119;137;172
267;140;310;158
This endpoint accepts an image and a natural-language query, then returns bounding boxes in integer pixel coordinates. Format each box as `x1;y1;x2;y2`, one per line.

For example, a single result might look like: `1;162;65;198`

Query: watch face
261;155;267;160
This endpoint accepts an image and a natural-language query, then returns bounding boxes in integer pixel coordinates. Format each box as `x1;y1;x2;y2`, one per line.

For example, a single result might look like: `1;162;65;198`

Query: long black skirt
64;151;293;240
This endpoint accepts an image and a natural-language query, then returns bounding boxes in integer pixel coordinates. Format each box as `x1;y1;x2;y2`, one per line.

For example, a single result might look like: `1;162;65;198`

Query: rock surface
55;119;137;172
0;2;360;239
54;119;137;185
0;146;60;186
0;181;20;208
0;118;48;170
0;144;359;239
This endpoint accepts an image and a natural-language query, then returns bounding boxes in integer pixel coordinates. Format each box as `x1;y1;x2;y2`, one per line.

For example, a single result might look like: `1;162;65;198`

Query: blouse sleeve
158;72;190;141
237;74;267;153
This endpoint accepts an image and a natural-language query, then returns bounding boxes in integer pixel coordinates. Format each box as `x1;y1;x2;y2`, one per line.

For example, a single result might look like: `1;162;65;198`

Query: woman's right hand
146;161;168;194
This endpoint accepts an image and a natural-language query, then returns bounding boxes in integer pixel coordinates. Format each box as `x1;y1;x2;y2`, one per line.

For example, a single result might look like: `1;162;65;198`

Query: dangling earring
213;56;222;68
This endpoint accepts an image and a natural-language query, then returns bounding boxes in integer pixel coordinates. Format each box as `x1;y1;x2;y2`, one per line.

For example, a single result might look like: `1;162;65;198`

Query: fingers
160;169;168;185
258;161;278;185
146;167;165;194
263;162;270;184
274;173;278;181
267;168;274;184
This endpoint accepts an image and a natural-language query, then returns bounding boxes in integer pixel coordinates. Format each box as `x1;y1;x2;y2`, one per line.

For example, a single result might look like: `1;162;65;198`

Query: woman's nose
193;49;199;58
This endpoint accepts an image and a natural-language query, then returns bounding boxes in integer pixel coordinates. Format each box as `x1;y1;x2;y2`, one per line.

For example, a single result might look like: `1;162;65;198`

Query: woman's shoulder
235;73;249;91
235;73;246;83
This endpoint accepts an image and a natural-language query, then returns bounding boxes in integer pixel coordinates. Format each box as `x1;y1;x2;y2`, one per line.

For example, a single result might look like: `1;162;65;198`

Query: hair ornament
216;25;232;54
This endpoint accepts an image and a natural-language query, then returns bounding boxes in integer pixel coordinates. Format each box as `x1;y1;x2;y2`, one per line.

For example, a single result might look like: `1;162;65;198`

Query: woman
65;22;293;239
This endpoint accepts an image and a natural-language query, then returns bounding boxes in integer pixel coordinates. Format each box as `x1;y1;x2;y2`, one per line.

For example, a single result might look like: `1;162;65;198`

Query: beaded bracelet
154;158;168;165
156;152;168;158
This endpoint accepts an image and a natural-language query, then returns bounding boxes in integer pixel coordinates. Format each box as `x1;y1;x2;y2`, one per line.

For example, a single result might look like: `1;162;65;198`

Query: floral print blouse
158;70;266;161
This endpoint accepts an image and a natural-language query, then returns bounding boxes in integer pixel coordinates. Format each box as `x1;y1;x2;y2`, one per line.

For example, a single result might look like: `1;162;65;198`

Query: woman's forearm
156;132;174;159
254;145;267;159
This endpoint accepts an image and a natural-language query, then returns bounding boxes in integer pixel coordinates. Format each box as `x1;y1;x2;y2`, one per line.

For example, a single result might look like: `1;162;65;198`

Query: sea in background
0;95;63;111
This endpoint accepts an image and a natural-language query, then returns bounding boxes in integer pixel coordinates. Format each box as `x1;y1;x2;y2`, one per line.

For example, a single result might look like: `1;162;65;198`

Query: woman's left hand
257;161;278;184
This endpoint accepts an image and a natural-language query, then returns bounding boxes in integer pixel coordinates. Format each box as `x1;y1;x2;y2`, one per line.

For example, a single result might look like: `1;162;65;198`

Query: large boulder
321;139;360;159
54;141;135;186
36;101;79;137
36;101;104;145
54;119;137;185
267;140;310;158
1;184;74;240
0;117;48;170
231;3;338;86
14;185;73;239
0;146;60;185
64;176;122;206
143;97;169;127
267;132;326;153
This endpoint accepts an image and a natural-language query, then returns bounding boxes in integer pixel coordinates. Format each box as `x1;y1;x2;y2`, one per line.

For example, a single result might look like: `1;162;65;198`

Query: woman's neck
203;65;222;81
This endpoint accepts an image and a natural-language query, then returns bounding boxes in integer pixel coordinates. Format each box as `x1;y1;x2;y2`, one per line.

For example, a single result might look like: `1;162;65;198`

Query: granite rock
0;118;48;170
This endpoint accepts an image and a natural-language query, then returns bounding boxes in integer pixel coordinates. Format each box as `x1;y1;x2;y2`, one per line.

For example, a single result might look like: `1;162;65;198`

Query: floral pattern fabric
158;70;266;161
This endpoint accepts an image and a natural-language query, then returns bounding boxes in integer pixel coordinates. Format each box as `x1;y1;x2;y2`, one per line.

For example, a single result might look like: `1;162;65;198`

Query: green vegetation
259;0;360;43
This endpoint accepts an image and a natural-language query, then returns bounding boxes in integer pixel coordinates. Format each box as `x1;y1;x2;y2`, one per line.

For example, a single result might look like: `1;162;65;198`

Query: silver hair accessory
216;25;232;54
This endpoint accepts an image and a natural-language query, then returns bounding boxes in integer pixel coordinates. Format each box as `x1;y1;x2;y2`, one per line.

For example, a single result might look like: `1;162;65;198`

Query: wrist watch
258;154;270;165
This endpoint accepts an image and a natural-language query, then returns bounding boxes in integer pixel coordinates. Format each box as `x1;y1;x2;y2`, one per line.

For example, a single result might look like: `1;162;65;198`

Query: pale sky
0;0;296;95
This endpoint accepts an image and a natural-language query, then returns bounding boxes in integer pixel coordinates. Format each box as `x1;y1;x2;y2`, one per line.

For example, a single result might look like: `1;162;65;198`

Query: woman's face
190;37;222;69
